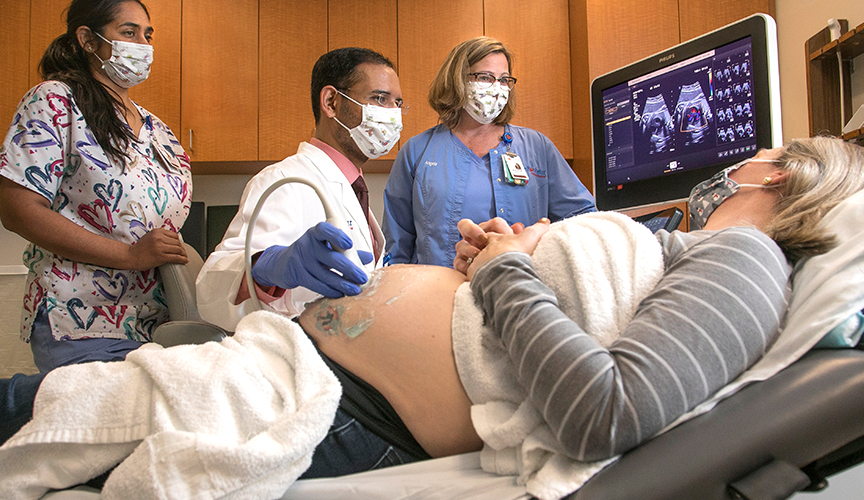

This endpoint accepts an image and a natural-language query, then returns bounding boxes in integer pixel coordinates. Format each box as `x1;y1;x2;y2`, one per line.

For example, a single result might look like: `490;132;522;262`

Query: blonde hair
428;36;516;129
766;136;864;261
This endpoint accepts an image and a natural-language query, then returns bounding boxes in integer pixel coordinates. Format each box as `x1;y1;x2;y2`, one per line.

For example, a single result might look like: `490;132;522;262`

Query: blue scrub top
383;124;596;267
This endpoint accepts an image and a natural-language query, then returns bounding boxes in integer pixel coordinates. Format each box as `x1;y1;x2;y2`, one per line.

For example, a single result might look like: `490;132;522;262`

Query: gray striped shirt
470;227;791;461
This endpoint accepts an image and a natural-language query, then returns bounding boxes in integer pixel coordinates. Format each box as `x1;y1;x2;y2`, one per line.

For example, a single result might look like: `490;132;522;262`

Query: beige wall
0;228;28;274
775;0;864;141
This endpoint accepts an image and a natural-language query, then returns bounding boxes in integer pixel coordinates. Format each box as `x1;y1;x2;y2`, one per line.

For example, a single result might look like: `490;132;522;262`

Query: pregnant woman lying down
300;137;864;470
2;137;863;500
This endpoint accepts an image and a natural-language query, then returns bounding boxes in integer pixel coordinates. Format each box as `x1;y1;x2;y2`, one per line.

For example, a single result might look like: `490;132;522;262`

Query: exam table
568;347;864;500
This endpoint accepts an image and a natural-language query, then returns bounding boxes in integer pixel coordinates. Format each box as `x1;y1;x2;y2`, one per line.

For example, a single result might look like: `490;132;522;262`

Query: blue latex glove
251;222;372;298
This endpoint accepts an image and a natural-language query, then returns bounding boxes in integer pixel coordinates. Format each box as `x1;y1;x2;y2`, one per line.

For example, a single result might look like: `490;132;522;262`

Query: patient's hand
466;219;550;280
453;217;525;274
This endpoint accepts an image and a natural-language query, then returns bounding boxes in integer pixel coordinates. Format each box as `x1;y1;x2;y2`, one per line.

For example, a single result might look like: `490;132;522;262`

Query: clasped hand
453;217;550;280
252;222;372;298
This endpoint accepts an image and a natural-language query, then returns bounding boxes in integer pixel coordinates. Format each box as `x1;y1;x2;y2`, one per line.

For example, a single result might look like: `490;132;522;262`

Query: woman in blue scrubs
382;36;596;268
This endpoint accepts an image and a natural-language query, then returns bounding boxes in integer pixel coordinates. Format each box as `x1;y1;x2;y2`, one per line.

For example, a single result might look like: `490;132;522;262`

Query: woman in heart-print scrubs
0;0;192;372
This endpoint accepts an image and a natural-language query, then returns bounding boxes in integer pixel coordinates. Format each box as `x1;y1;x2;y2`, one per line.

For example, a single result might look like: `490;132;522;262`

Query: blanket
0;310;341;500
452;212;665;500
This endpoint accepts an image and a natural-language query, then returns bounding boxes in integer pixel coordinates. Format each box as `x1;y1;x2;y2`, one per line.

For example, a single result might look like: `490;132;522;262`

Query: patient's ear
765;170;789;186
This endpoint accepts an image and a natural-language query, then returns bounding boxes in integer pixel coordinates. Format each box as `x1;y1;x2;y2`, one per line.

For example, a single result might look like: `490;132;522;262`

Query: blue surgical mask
688;157;780;229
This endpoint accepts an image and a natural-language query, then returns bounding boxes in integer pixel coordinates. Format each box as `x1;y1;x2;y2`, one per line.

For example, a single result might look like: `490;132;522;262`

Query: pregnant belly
299;264;482;457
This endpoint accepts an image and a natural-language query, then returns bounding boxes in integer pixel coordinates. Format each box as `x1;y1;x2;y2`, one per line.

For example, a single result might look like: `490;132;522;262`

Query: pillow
784;187;864;353
814;311;864;349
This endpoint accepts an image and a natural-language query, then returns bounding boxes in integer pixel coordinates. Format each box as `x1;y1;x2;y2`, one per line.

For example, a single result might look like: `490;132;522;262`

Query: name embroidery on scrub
529;166;547;178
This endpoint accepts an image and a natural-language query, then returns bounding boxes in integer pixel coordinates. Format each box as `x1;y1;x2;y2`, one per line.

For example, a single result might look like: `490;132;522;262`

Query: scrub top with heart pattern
0;81;192;342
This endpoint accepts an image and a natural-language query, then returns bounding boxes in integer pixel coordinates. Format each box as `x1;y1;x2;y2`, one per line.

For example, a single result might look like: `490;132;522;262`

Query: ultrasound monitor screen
603;37;755;186
591;14;781;211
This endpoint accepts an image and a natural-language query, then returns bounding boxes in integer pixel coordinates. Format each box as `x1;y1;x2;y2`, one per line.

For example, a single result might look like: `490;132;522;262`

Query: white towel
0;310;341;500
452;212;665;500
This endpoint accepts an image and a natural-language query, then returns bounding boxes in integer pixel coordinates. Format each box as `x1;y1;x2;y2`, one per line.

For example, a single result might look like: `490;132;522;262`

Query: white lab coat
196;142;383;331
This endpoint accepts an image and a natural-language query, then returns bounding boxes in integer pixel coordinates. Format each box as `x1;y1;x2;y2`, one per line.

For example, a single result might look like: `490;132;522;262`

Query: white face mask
334;91;403;159
93;32;153;88
464;81;509;125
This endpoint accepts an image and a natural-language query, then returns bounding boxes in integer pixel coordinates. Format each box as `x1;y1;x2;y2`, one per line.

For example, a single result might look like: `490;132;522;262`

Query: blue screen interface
601;37;757;189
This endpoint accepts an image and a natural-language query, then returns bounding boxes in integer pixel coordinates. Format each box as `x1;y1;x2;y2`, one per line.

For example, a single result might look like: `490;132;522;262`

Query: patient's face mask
334;91;403;159
688;157;781;229
93;32;153;88
464;81;509;125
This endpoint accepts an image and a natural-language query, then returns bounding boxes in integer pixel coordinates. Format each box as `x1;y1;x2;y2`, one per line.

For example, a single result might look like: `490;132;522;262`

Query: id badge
502;152;528;185
153;139;182;172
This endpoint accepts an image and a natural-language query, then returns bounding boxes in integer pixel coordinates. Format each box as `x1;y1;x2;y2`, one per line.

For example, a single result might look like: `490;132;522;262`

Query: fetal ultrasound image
713;52;756;144
673;81;714;147
639;94;674;154
632;63;719;164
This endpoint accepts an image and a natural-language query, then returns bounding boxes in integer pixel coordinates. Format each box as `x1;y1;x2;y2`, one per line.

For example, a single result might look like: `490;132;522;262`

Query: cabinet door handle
189;129;193;153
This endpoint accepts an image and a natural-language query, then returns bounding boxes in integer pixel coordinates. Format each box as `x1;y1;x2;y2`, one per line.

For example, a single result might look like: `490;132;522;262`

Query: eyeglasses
468;72;517;90
338;89;409;114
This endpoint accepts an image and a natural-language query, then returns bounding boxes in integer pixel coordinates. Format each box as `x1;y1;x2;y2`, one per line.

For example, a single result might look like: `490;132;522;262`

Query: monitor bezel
590;13;782;212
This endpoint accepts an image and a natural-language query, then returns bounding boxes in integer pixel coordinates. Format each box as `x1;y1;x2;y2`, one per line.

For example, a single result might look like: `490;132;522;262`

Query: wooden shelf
806;20;863;138
843;126;864;144
810;21;864;61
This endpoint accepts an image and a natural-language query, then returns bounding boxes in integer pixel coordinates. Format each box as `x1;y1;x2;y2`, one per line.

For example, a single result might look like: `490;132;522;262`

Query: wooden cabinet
181;0;258;163
395;0;574;166
329;0;399;66
2;0;780;179
678;0;774;43
130;0;182;135
325;0;399;163
258;0;328;163
0;0;31;128
15;0;260;166
806;21;864;142
263;0;575;172
27;0;69;88
0;0;67;127
487;0;574;158
584;0;680;82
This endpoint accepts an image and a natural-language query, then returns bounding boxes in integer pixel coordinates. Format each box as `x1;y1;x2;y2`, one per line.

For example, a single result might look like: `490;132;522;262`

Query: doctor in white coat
197;48;405;331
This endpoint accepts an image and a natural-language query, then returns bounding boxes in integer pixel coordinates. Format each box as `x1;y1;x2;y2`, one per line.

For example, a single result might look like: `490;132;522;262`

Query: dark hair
310;47;394;124
39;0;150;168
